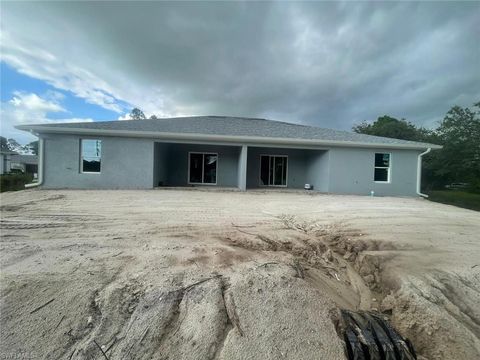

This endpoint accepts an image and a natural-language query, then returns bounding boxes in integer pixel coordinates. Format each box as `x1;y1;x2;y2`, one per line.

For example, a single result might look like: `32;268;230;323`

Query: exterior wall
246;147;329;190
305;151;330;192
156;143;241;187
38;133;421;196
246;147;309;189
42;134;154;189
327;147;420;196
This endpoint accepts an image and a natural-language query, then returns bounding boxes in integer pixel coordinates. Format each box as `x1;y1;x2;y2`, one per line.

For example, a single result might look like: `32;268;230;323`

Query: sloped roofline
16;124;442;150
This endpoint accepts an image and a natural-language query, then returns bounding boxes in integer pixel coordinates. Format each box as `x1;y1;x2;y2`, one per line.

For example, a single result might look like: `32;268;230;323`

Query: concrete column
237;145;248;191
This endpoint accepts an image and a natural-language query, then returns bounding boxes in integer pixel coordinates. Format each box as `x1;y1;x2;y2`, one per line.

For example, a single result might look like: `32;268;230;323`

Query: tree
129;108;146;120
7;138;21;150
28;141;39;155
353;104;480;192
353;115;430;142
424;103;480;190
149;114;159;120
0;136;11;152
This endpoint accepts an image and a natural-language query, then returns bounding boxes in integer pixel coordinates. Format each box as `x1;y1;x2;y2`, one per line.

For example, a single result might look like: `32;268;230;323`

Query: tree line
353;102;480;192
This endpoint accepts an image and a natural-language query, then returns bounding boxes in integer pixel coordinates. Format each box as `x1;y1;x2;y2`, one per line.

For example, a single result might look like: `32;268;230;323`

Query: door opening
188;152;217;185
260;155;287;187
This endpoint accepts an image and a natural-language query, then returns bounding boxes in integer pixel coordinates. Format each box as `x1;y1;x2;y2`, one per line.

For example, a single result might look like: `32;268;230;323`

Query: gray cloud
1;1;479;131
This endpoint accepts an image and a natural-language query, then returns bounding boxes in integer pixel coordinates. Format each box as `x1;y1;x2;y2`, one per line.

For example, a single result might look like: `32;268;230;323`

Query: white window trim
80;139;102;174
374;152;391;183
259;154;288;188
187;152;218;185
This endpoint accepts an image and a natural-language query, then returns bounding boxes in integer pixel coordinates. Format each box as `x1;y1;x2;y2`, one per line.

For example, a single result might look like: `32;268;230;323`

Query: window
81;139;102;173
188;152;217;184
374;153;390;182
260;155;287;186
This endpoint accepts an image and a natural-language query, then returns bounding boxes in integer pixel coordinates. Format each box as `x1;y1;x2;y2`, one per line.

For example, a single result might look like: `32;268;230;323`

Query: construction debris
341;310;416;360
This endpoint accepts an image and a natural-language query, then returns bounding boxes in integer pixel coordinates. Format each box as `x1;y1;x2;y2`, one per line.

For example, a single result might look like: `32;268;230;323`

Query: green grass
427;190;480;211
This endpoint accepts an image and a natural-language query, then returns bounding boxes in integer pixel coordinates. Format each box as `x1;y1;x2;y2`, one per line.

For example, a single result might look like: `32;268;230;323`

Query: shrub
467;179;480;194
427;190;480;211
0;173;34;192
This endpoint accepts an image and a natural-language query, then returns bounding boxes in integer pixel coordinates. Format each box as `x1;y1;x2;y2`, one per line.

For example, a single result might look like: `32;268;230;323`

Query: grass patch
0;173;34;192
427;190;480;211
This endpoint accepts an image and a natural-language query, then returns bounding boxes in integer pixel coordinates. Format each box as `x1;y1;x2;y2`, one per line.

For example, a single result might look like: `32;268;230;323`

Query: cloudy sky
1;1;479;143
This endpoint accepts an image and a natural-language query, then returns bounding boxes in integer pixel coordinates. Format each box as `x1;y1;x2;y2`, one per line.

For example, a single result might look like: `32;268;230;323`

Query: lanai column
237;145;248;191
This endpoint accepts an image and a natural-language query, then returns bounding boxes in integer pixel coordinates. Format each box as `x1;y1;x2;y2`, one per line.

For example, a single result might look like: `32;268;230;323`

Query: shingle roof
16;116;440;149
11;155;38;164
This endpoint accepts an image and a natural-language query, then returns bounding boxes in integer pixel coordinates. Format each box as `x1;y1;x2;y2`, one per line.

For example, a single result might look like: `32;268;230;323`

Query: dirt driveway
1;189;479;359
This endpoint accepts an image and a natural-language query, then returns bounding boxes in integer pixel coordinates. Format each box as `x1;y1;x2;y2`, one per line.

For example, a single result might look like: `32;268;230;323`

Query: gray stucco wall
42;134;154;189
246;147;307;189
327;147;420;196
40;134;421;196
305;151;330;192
155;143;241;187
246;147;329;190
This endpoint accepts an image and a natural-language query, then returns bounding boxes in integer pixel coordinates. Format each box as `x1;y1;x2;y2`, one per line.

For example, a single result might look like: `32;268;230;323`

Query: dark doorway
260;155;287;186
188;152;217;184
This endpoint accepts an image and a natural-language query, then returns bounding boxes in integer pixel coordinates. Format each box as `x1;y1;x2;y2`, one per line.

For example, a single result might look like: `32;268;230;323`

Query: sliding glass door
260;155;287;187
189;152;217;184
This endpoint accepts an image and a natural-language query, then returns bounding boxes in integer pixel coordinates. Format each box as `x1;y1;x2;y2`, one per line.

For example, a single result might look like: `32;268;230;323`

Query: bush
427;190;480;211
0;173;34;192
467;179;480;194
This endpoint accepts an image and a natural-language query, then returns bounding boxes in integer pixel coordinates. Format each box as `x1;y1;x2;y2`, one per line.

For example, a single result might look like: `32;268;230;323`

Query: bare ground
0;189;479;359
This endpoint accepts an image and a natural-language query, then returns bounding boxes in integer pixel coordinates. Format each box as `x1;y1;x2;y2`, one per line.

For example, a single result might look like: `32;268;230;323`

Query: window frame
259;154;288;187
80;139;102;174
374;152;391;183
187;152;218;185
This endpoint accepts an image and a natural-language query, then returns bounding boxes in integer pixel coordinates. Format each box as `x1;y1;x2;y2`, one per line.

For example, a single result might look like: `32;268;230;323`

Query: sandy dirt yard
0;189;479;359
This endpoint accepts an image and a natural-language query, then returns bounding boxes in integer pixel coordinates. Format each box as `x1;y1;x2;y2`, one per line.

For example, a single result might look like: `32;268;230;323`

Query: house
16;116;441;196
10;154;39;176
0;151;38;176
0;150;17;175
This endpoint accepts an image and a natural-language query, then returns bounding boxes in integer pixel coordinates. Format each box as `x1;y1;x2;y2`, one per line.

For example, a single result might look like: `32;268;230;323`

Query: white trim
80;139;102;174
187;152;218;185
259;154;288;187
25;138;44;188
15;125;442;150
374;152;391;183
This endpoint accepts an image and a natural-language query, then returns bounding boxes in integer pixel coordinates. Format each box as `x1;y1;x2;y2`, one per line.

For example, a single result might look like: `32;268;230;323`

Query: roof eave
15;125;442;150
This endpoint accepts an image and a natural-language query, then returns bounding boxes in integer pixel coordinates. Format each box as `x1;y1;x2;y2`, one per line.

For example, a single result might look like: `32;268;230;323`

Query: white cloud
9;91;65;113
118;113;132;121
0;91;93;143
1;31;127;113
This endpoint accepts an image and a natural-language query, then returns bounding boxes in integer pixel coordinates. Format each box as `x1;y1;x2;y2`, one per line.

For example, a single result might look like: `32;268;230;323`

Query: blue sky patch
1;62;128;121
